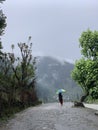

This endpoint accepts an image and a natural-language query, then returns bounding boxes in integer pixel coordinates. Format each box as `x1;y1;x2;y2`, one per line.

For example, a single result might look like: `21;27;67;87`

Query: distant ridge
36;56;83;102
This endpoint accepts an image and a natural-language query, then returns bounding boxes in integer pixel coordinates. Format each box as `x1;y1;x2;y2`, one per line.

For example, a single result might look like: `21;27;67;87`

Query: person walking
58;92;63;106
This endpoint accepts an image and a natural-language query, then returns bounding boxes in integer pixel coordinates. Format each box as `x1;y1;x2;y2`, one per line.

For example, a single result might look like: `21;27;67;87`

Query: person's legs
61;99;63;106
59;99;63;106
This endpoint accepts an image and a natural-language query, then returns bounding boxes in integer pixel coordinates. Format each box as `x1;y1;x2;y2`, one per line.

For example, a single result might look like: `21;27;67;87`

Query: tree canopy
79;29;98;60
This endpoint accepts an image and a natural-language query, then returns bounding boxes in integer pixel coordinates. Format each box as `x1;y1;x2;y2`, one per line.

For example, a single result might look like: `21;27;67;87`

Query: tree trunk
80;91;89;102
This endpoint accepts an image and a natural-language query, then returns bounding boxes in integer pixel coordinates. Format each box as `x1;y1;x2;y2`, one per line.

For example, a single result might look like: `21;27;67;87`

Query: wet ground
0;102;98;130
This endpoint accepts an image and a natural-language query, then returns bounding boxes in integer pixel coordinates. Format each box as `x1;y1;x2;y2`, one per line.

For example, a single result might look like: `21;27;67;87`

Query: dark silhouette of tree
0;0;7;116
0;0;6;55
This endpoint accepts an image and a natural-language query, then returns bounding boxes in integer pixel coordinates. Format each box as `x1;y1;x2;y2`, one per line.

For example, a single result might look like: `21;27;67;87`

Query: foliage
90;87;98;99
79;29;98;60
0;38;39;118
0;0;6;55
72;29;98;102
0;10;6;36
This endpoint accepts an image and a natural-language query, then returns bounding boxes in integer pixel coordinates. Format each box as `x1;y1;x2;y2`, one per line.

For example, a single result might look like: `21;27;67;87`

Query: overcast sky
1;0;98;62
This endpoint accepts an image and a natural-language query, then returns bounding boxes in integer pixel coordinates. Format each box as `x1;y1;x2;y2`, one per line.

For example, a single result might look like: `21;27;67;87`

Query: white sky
1;0;98;62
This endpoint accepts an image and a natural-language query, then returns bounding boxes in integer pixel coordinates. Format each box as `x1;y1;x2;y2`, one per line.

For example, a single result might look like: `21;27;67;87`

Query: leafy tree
72;29;98;102
7;37;38;106
0;37;38;116
72;58;98;102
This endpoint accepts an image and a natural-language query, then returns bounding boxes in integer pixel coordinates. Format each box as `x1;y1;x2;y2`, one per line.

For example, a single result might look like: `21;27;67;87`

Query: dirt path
0;102;98;130
84;103;98;110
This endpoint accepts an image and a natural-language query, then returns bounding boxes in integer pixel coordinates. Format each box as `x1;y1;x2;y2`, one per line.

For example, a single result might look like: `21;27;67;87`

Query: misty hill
35;56;83;102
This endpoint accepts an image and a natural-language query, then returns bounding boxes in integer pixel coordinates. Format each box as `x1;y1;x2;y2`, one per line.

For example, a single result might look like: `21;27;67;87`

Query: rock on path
0;102;98;130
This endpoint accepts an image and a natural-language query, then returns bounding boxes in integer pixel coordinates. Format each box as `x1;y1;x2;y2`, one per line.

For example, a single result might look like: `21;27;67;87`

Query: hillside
35;56;83;102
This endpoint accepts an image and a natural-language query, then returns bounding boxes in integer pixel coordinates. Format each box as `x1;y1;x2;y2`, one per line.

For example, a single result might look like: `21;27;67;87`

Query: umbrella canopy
56;89;66;94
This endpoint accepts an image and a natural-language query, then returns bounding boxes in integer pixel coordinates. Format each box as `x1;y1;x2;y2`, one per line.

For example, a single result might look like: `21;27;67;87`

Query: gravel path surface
0;102;98;130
